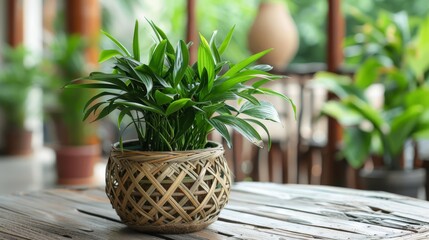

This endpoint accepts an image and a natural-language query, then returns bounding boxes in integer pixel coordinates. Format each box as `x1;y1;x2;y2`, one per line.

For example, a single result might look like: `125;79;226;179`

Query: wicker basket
105;141;232;233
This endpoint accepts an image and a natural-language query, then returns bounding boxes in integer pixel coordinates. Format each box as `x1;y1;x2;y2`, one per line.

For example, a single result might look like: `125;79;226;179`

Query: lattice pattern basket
105;141;232;233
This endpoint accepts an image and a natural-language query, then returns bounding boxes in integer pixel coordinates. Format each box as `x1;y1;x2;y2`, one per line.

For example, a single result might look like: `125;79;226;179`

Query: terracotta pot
56;144;100;185
359;168;426;198
248;2;299;70
3;128;33;156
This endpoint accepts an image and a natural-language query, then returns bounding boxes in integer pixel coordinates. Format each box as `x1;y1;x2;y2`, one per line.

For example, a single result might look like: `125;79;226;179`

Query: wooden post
322;0;345;186
65;0;100;64
326;0;344;73
6;0;24;46
186;0;198;64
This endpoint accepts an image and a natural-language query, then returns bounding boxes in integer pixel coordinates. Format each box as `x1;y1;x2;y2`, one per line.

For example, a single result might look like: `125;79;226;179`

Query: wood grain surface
1;182;428;239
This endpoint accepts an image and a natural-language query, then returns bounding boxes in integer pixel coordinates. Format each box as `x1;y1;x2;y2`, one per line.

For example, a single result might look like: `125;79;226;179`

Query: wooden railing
224;64;330;184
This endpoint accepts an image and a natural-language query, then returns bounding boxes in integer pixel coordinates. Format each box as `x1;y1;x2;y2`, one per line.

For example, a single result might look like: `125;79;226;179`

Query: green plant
0;46;41;128
46;34;97;145
315;72;429;170
344;10;429;109
67;20;295;151
318;10;429;170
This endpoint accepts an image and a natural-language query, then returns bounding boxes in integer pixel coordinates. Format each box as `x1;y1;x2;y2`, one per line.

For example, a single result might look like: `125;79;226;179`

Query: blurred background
1;0;429;199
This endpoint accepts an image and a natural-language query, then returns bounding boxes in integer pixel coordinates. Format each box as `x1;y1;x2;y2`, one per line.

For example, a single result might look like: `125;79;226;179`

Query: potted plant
67;20;294;233
315;71;429;197
314;10;429;198
45;34;100;185
0;46;42;156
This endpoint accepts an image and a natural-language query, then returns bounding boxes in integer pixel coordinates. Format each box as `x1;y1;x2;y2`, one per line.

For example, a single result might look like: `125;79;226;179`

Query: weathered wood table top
1;182;429;240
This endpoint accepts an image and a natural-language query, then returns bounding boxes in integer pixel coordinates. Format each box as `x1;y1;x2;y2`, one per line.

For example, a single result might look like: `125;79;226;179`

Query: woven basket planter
105;141;232;233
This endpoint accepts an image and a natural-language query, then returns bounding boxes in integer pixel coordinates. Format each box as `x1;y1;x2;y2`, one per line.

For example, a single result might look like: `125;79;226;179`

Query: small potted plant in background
315;72;429;197
67;20;294;233
314;10;429;197
45;34;101;185
0;46;42;156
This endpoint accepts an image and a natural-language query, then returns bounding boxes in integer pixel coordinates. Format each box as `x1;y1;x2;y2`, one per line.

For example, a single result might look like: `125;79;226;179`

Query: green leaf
313;72;366;99
134;65;155;93
149;39;167;75
385;69;408;90
218;26;235;54
413;111;429;139
405;87;429;108
198;33;215;88
122;61;153;96
98;49;123;63
210;34;221;64
245;118;272;150
413;127;429;139
342;127;372;168
207;118;232;148
252;79;271;89
101;29;131;57
321;101;363;126
388;105;422;156
114;57;137;75
201;103;225;117
132;20;140;61
223;49;272;77
236;91;260;106
120;101;165;115
86;72;129;90
413;110;429;139
175;109;197;140
83;91;121;111
392;11;410;45
65;83;120;90
154;90;174;105
213;71;277;93
83;102;105;121
250;64;273;72
212;115;263;148
240;101;281;123
345;96;385;133
173;40;189;87
209;30;218;46
355;58;382;89
94;102;118;122
256;88;297;119
146;19;175;56
198;68;210;98
117;109;131;149
165;98;193;116
407;16;429;80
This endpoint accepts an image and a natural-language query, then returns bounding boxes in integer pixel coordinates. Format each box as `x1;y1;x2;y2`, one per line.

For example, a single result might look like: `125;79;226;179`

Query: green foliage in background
344;10;429;109
286;0;326;64
314;7;429;170
315;72;429;170
45;35;97;145
68;20;295;151
98;0;429;67
101;0;259;65
0;46;42;128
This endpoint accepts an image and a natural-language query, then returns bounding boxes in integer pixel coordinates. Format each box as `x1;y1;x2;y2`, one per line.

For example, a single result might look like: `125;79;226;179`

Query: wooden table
1;182;429;240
